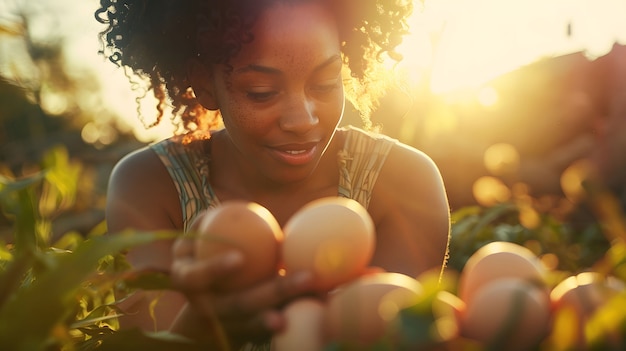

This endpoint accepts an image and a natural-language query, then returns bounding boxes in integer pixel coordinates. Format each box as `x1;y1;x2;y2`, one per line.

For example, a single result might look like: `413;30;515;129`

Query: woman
97;0;451;349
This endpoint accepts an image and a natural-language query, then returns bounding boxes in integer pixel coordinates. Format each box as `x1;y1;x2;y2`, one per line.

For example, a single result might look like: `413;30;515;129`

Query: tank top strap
150;137;219;232
337;126;396;209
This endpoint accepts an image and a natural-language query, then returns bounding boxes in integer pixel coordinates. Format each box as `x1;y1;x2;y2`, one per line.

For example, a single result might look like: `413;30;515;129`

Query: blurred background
1;0;625;254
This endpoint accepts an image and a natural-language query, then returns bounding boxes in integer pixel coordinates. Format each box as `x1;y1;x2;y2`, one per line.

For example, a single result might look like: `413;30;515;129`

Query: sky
399;0;626;93
1;0;626;142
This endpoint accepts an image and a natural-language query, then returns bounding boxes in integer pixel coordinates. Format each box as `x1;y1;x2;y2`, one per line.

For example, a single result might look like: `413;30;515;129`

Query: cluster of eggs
192;197;626;350
192;197;422;350
437;241;625;350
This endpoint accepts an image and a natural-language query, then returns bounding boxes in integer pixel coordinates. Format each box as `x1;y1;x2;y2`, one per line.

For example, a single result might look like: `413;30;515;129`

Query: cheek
321;88;345;125
223;107;270;138
218;90;270;136
211;74;267;135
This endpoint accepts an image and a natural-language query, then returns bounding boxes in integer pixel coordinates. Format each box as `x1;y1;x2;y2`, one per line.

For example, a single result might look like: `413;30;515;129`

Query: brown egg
460;277;552;351
550;271;625;348
193;201;284;291
282;197;375;292
458;241;546;304
324;272;423;346
272;298;327;351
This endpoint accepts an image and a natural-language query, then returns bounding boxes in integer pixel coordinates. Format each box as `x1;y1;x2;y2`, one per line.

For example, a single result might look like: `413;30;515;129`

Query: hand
169;236;315;348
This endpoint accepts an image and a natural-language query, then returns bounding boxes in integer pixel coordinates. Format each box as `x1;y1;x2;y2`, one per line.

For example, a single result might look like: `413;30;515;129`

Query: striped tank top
151;125;396;232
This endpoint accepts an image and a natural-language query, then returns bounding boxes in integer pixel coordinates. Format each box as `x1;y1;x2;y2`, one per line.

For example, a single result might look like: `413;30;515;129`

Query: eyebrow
234;54;342;75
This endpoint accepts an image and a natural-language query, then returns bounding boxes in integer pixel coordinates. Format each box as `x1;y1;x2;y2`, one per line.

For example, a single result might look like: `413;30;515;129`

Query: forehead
227;1;341;71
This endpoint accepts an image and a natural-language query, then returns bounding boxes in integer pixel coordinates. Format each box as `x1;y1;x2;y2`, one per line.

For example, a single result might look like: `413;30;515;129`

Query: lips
268;141;319;166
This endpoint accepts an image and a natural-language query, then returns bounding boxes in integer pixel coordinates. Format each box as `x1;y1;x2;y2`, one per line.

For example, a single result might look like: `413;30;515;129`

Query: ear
187;58;219;110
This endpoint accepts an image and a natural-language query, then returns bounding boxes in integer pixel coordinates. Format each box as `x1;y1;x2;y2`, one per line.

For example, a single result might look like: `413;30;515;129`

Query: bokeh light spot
40;91;68;116
540;253;559;271
473;176;511;207
560;159;594;202
81;122;99;144
81;121;118;146
484;143;520;176
519;205;541;229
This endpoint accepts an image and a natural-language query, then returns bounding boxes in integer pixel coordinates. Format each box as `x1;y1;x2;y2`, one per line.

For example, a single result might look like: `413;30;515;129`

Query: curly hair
95;0;414;138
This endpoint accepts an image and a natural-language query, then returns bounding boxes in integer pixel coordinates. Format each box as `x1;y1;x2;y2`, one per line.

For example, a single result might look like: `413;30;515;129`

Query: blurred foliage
0;147;192;351
447;203;611;276
0;22;144;241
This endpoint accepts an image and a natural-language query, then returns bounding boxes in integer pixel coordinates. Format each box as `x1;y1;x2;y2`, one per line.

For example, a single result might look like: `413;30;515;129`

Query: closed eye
247;90;279;102
310;79;340;94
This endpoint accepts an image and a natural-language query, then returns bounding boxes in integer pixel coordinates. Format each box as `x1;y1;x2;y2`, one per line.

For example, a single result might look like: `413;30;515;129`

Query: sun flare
395;0;626;95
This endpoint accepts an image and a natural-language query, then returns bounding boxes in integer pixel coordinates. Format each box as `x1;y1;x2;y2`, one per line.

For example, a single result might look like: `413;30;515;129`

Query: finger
213;271;314;317
187;209;211;233
171;251;244;291
172;237;195;260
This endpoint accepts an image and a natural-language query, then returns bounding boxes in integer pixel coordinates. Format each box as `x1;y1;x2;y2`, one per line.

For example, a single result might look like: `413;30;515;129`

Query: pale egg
458;241;547;304
282;197;375;292
193;201;284;291
272;298;327;351
550;271;625;348
460;277;552;351
324;272;423;346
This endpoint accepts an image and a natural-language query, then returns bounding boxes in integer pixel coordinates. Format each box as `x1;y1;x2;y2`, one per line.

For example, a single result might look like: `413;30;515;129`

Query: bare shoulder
369;141;451;277
383;142;448;206
106;145;182;234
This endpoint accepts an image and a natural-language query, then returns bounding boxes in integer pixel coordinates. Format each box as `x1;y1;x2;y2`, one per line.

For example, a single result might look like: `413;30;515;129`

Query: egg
550;271;625;348
431;290;466;341
193;201;284;291
282;197;375;292
324;272;423;346
272;298;327;351
458;241;546;304
460;277;552;351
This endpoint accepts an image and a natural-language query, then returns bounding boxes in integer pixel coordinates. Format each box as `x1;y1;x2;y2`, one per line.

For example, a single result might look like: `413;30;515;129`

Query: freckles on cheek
217;78;260;131
224;101;265;133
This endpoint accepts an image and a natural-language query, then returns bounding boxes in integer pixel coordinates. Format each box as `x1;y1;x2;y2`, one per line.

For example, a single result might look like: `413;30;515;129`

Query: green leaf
0;172;46;198
120;269;173;290
39;146;82;217
1;178;41;255
0;250;34;311
71;312;123;329
0;230;177;351
469;203;517;238
76;329;204;351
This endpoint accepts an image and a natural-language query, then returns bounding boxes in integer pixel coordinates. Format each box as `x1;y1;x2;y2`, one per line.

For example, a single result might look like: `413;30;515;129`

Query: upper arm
106;147;182;271
370;143;451;279
106;147;187;331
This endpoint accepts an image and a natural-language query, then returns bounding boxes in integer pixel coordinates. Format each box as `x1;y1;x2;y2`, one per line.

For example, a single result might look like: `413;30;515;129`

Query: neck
207;129;342;203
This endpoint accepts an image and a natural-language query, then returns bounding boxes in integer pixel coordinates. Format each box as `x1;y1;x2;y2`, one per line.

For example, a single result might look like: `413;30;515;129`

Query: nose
279;93;319;134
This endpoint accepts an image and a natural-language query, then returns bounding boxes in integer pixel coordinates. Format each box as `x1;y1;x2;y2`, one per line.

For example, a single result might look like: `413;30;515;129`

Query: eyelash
247;91;278;102
310;80;340;94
